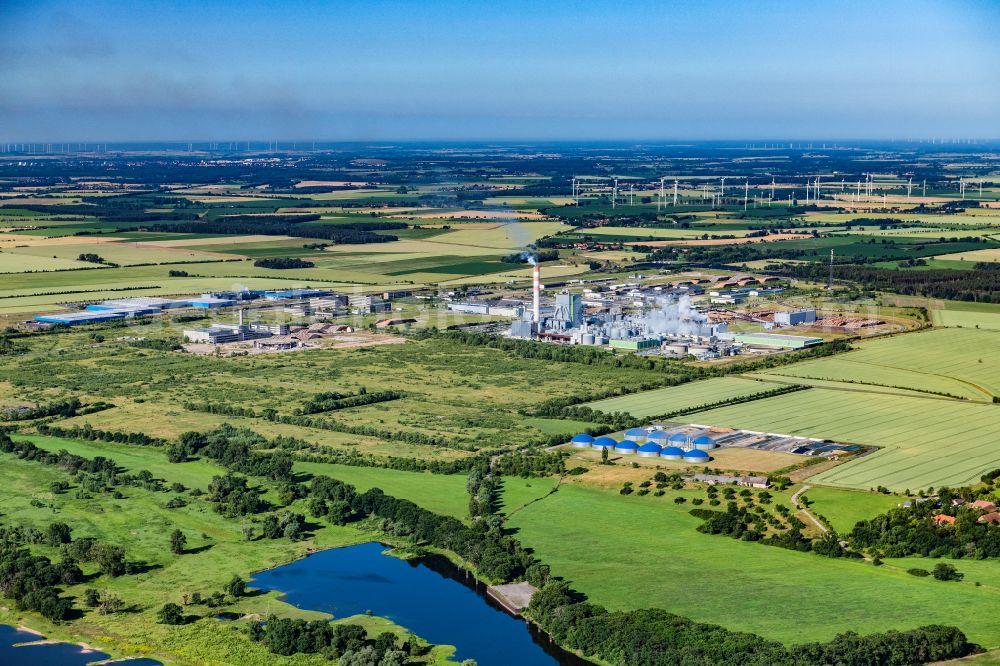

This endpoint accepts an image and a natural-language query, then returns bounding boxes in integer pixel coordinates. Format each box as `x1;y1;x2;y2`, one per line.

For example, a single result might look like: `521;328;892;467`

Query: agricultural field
691;388;1000;491
0;251;95;272
933;308;1000;331
583;376;785;418
575;226;758;240
508;482;1000;647
761;328;1000;401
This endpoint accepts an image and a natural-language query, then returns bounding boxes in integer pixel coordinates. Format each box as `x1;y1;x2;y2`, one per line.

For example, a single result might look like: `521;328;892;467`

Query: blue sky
1;0;998;141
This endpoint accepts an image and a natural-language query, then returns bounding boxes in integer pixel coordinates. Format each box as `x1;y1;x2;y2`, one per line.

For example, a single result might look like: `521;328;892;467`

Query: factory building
774;309;817;326
35;310;134;326
262;288;333;300
98;297;191;310
732;333;823;349
33;295;196;325
508;320;538;339
348;294;391;313
190;295;236;308
449;300;527;318
609;338;659;351
183;317;286;344
553;292;584;328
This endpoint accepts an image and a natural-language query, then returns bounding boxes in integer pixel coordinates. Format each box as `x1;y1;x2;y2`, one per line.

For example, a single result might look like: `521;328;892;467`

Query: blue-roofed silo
615;440;639;455
692;435;717;450
637;442;662;458
624;428;647;443
683;449;711;463
592;436;617;451
660;446;684;460
570;434;594;448
647;430;669;443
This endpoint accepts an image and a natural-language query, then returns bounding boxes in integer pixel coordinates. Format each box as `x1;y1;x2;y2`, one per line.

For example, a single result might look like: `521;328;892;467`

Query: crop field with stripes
584;376;784;418
691;387;1000;491
760;328;1000;401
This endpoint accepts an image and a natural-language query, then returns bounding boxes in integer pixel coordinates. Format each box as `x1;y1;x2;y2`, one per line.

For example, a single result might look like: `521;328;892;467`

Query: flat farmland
508;483;1000;646
421;221;567;248
763;328;1000;400
933;308;1000;330
934;247;1000;262
580;226;756;239
690;388;1000;491
0;251;95;272
584;376;784;418
5;240;234;265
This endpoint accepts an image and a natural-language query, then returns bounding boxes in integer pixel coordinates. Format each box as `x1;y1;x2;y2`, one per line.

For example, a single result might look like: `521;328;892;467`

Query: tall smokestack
532;262;540;324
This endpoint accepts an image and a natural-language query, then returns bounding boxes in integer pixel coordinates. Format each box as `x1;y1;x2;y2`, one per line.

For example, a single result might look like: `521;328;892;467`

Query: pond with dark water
251;541;589;666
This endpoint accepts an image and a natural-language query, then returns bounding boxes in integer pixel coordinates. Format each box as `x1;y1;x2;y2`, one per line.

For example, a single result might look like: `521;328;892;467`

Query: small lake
0;624;161;666
251;542;589;666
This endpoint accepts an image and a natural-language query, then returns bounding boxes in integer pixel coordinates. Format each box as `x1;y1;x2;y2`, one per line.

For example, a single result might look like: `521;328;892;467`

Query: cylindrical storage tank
592;436;617;451
660;446;684;460
668;433;688;449
665;343;688;355
624;428;647;443
647;430;669;444
570;433;594;448
637;443;662;458
683;449;711;463
615;440;639;455
582;333;596;345
692;435;716;450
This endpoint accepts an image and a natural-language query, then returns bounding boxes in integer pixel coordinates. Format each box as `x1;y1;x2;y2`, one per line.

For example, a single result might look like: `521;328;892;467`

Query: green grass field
933;308;1000;331
508;482;1000;647
584;376;785;418
0;251;96;272
763;328;1000;400
0;449;380;665
14;434;223;490
295;461;470;519
800;486;902;533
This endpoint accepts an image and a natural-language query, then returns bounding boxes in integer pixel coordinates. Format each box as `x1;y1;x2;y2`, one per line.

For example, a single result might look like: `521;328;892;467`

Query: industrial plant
568;424;872;462
499;263;820;359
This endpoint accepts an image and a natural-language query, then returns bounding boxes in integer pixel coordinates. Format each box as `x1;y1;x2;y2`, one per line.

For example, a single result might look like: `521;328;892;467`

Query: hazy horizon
3;0;999;142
